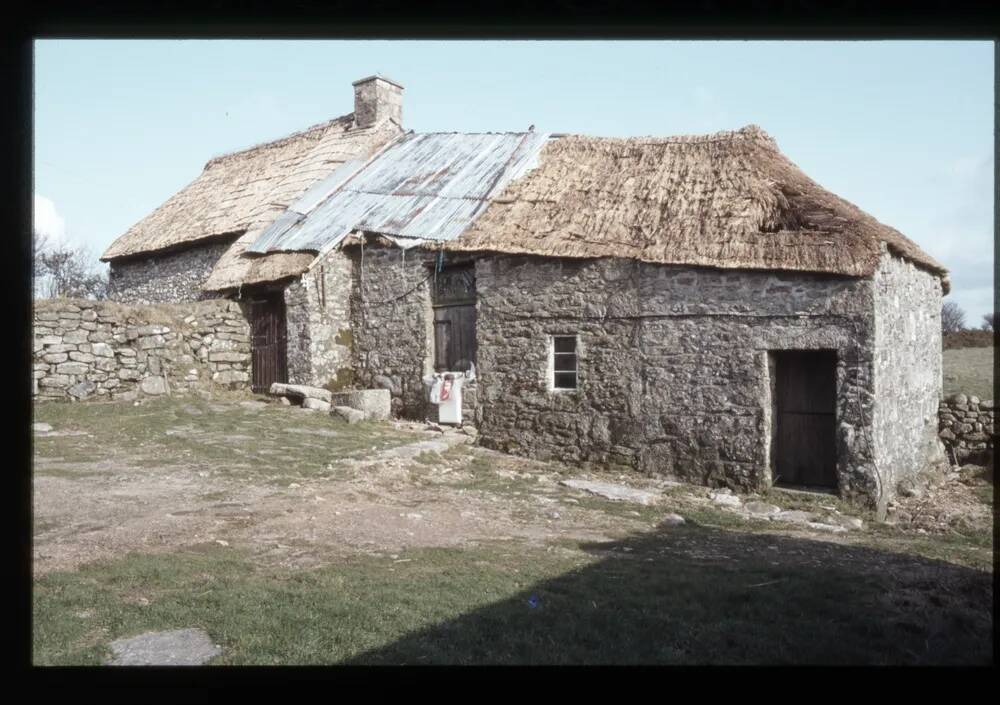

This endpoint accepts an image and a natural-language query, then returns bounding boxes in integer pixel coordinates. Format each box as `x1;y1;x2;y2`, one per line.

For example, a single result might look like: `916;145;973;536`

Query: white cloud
33;194;66;244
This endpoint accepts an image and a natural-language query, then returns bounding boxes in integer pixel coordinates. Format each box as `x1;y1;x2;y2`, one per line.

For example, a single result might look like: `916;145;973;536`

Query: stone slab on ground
106;628;221;666
332;406;365;424
559;479;662;506
329;389;391;421
269;383;332;403
660;513;686;526
33;422;53;433
710;491;742;508
302;398;332;412
744;501;781;517
772;510;817;525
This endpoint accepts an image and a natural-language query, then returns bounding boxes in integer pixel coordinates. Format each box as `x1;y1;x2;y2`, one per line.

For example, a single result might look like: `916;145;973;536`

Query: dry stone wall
107;239;237;304
939;395;995;466
33;298;251;401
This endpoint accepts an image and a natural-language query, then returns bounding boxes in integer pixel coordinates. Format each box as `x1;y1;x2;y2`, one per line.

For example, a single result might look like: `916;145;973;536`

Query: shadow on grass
345;521;993;665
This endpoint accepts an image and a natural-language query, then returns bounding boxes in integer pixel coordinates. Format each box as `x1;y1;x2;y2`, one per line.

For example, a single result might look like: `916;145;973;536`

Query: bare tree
981;312;998;332
33;231;109;300
941;301;966;333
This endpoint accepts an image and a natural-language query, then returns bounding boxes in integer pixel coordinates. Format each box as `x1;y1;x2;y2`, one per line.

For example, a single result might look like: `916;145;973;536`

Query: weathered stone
829;514;864;530
332;406;365;424
139;334;166;350
660;513;686;526
33;422;53;433
773;510;817;525
213;370;249;384
91;342;114;358
329;389;391;421
269;383;332;403
117;368;141;381
710;491;742;508
68;351;95;363
40;375;71;387
68;380;97;399
106;628;221;666
56;362;90;375
208;351;246;363
117;348;137;357
43;353;69;363
302;398;332;412
559;479;661;506
744;500;781;517
63;330;89;344
140;376;169;395
806;521;849;534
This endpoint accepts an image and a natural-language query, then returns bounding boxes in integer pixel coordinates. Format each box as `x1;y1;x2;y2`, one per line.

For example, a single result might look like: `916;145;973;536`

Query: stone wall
473;255;882;502
284;249;354;388
872;247;948;499
107;238;237;304
346;243;440;418
33;298;251;401
939;394;995;465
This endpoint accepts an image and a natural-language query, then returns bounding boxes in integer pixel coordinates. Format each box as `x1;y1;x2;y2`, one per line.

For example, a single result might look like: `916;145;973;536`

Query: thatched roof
443;126;948;290
101;113;401;289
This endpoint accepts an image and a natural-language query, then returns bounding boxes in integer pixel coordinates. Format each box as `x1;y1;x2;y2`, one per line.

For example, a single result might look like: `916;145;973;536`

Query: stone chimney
352;75;403;129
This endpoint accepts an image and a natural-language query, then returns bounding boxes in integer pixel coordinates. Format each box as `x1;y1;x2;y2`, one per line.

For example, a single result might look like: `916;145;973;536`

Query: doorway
432;264;476;372
771;350;838;490
248;292;288;393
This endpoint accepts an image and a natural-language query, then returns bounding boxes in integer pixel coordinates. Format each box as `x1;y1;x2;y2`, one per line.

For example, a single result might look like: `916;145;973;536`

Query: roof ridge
203;113;355;168
556;124;777;147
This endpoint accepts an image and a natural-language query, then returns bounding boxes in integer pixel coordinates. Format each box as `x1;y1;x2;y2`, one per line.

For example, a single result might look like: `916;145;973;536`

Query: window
551;335;578;390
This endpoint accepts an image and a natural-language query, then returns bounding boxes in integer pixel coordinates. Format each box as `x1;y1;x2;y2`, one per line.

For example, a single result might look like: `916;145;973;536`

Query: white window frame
549;334;579;392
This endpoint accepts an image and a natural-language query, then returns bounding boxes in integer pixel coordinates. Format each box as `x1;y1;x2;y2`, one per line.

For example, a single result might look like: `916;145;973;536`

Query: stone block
56;362;90;375
140;376;169;395
269;383;332;403
91;343;114;357
329;389;391;420
208;351;246;363
302;398;332;412
69;351;95;363
68;380;97;399
63;330;90;344
213;370;249;385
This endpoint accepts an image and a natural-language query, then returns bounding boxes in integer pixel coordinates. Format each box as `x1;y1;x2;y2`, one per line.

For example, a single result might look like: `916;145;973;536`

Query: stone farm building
99;76;950;506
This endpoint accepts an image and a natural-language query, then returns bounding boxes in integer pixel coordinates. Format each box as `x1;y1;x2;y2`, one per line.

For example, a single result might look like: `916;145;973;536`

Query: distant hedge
943;330;995;350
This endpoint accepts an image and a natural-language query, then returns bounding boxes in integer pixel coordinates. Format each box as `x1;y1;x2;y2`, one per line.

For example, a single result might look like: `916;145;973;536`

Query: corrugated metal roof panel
248;131;549;254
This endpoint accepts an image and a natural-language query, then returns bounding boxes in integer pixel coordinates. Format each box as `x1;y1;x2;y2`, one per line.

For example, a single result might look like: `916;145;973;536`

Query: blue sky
34;40;994;321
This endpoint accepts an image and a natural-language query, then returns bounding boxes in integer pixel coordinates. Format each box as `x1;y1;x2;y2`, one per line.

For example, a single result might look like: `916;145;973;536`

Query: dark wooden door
433;304;476;371
773;350;837;488
249;294;288;393
432;264;476;372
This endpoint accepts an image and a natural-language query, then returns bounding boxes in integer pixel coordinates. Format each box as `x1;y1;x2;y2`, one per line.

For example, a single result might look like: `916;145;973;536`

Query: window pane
554;372;577;389
553;336;576;354
554;354;577;371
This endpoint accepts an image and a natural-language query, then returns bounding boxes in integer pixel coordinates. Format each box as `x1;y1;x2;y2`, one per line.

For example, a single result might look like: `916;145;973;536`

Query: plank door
773;350;837;488
432;264;476;372
433;304;476;372
249;294;288;393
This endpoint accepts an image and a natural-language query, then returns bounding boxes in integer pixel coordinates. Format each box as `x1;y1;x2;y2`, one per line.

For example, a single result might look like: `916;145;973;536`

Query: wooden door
432;264;476;372
773;350;837;488
249;294;288;393
433;304;476;372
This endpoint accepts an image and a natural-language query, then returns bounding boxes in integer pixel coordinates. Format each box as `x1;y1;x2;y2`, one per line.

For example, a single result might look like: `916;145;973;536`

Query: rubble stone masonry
33;298;251;401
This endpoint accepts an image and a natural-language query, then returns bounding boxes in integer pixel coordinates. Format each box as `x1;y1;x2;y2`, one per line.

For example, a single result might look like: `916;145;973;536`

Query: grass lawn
943;345;994;400
33;530;992;666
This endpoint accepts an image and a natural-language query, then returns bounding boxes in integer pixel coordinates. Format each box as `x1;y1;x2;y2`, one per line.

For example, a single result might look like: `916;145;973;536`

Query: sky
34;40;995;322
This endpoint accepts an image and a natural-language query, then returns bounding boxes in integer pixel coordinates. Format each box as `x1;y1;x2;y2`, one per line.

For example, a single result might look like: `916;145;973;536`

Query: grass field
32;397;994;665
943;345;994;399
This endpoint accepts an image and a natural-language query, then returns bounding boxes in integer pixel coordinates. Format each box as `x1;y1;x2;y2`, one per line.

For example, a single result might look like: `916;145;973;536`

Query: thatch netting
101;115;400;266
444;126;948;288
